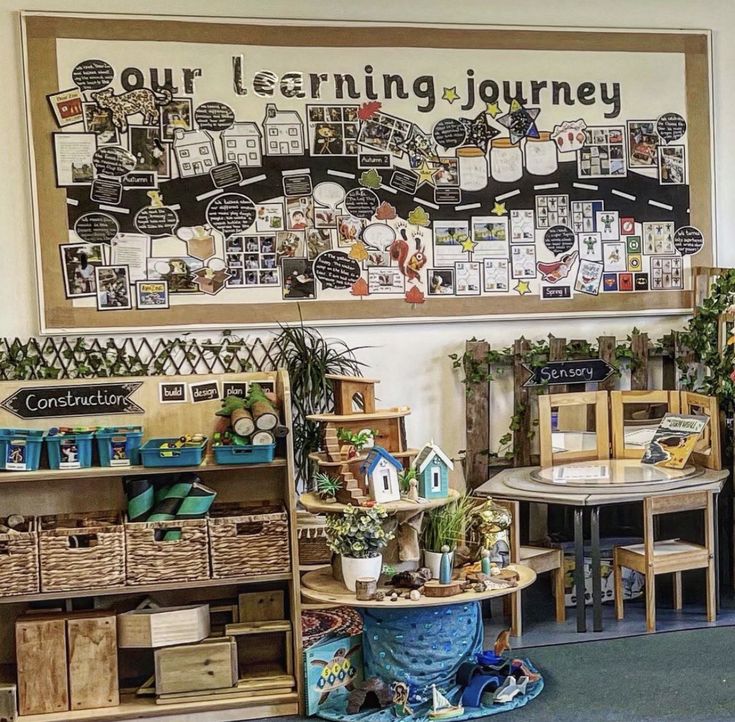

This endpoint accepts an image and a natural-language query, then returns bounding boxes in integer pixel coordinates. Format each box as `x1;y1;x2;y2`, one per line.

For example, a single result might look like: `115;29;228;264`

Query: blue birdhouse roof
360;445;402;475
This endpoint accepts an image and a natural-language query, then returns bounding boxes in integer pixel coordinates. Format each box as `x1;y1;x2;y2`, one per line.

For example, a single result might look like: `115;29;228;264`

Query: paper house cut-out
360;446;402;504
413;441;453;500
263;103;305;156
221;122;262;167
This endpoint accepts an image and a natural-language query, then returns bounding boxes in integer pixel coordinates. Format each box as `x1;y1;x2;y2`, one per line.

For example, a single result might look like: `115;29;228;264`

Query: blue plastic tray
96;426;143;467
0;428;45;471
140;437;208;468
213;443;275;465
47;431;94;470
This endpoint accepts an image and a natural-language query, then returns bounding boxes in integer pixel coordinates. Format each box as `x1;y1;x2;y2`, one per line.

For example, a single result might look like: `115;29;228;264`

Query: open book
640;413;709;469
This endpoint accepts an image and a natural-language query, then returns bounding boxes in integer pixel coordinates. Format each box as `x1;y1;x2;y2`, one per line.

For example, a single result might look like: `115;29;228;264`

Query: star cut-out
497;99;540;145
460;235;477;253
514;279;531;296
459;111;500;152
491;201;507;216
486;102;501;118
395;125;437;166
415;161;435;187
442;86;460;104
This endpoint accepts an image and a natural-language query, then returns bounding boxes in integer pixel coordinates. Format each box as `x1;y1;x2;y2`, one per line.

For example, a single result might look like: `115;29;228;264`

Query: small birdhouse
414;441;453;500
360;446;402;504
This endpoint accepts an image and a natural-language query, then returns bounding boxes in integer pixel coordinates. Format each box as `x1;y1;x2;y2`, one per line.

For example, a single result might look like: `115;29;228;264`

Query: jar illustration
525;131;559;176
490;138;523;183
457;146;488;191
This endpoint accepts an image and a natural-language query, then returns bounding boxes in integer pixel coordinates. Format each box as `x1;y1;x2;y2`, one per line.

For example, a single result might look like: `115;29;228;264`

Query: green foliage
314;472;342;500
325;505;394;559
359;168;382;189
421;494;476;553
337;427;375;451
398;467;417;493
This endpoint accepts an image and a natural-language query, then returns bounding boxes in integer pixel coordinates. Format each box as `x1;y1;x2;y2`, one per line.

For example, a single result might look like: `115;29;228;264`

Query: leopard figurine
91;87;173;132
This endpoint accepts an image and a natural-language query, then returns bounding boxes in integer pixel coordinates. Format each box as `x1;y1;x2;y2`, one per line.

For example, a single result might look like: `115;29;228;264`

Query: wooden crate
226;622;294;684
15;615;68;716
0;683;17;722
0;517;38;598
238;590;285;624
38;511;124;592
118;604;210;648
208;503;290;579
154;637;238;696
67;612;119;710
126;518;209;585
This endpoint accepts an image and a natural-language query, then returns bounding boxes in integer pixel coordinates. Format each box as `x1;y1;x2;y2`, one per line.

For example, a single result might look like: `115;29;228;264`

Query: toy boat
428;685;464;719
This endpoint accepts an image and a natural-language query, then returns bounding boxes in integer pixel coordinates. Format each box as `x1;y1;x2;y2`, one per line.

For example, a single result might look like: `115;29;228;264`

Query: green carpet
279;627;735;722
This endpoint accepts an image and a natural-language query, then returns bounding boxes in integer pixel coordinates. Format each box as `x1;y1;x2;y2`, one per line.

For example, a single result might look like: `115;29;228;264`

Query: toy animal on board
91;87;173;131
494;628;512;657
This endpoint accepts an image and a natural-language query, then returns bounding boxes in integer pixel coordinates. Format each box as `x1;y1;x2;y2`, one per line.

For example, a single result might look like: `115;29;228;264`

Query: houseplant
325;505;394;591
314;472;342;503
421;494;475;579
336;428;375;459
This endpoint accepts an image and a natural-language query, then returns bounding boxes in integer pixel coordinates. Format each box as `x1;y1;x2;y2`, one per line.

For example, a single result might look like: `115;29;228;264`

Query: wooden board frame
679;390;721;470
21;13;714;334
610;389;680;460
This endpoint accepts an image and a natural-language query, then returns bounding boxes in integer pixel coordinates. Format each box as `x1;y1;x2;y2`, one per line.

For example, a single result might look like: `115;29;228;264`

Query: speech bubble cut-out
134;207;180;237
73;212;119;244
313;181;346;209
673;225;703;256
362;223;396;250
344;188;379;220
92;146;137;177
657;113;687;144
313;251;361;290
432;118;467;149
544;225;576;255
194;102;235;131
72;59;114;91
206;193;257;236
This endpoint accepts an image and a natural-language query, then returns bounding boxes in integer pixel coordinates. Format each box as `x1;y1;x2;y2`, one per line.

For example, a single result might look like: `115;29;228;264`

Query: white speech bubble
208;257;226;272
176;226;194;242
362;223;396;250
313;181;345;209
154;260;171;275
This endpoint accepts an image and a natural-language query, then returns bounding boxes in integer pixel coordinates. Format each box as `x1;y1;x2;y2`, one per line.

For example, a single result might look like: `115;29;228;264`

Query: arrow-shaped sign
1;382;143;420
522;359;615;387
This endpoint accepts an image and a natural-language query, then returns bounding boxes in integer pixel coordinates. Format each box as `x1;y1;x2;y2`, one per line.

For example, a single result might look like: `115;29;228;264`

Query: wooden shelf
306;406;411;423
1;572;293;605
308;448;418;467
0;458;287;484
299;487;460;515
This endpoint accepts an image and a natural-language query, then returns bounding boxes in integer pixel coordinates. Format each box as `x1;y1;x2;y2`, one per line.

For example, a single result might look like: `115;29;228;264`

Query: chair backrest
538;391;610;468
679;391;721;470
610;390;680;460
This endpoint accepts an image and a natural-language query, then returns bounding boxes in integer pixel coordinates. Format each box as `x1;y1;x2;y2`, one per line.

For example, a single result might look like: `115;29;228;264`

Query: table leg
574;507;586;633
714;491;720;613
590;505;602;632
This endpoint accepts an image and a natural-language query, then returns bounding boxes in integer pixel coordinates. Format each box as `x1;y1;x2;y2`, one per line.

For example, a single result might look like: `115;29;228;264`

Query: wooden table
476;460;728;633
298;488;459;515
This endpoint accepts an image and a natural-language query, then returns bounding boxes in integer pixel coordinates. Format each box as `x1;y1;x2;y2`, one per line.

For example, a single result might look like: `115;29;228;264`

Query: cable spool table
301;564;541;721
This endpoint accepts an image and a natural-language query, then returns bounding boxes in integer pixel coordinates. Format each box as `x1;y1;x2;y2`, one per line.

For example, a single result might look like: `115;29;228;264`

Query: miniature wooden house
414;442;453;500
360;446;402;504
327;374;378;415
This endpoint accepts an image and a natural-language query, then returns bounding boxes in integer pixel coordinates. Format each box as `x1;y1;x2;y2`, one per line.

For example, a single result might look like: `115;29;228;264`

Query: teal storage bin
96;426;143;467
46;431;94;470
140;437;208;468
213;442;275;465
0;429;45;471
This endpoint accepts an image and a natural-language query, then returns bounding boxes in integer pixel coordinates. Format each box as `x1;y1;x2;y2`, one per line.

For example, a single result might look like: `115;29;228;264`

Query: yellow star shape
442;86;460;104
514;280;531;296
491;201;507;216
486;102;500;118
460;235;477;253
416;161;435;186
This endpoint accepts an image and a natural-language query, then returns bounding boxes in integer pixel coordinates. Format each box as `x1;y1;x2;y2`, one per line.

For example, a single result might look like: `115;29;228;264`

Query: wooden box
118;604;210;648
154;637;237;696
0;682;17;722
238;590;285;624
0;517;39;598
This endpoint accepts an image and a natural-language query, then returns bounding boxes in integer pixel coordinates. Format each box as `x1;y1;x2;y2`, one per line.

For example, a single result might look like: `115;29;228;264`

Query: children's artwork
303;634;363;716
23;14;713;331
640;413;709;469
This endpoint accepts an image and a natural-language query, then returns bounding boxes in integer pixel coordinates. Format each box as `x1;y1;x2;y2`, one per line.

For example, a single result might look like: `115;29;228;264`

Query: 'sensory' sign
1;382;143;419
522;359;614;387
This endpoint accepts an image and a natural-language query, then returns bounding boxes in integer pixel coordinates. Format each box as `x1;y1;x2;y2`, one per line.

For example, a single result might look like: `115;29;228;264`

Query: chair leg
645;572;656;633
706;558;716;623
553;566;566;623
673;572;683;610
613;550;624;621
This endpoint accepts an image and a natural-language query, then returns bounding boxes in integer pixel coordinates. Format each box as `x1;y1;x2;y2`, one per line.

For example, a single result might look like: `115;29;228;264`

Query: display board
22;14;714;333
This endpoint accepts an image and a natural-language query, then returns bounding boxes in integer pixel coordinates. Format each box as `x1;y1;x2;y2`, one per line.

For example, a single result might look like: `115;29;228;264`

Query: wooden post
513;338;532;467
547;337;568;393
597;336;617;392
464;340;490;488
660;333;678;390
630;332;649;390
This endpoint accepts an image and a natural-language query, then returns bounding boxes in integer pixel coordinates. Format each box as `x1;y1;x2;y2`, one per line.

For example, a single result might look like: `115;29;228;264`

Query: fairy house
360;446;401;504
413;441;453;500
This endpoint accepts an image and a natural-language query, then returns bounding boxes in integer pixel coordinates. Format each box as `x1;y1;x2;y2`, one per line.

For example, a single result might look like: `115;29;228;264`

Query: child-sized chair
612;491;716;633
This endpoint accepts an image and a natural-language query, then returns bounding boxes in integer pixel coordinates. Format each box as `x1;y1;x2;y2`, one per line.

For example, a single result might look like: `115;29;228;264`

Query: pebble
374;591;385;601
7;515;24;529
409;589;421;601
390;592;399;602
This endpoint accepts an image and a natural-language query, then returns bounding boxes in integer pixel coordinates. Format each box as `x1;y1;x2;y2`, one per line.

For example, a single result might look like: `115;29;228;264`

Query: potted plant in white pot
421;494;475;579
325;504;394;592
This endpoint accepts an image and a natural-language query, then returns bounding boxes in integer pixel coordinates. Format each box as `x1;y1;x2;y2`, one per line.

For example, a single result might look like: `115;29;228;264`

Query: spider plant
421;494;476;553
314;472;342;501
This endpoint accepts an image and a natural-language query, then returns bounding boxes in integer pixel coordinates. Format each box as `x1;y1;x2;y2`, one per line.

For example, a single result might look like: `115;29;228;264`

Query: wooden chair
679;391;721;470
612;491;716;633
610;390;680;459
496;499;565;637
538;391;610;468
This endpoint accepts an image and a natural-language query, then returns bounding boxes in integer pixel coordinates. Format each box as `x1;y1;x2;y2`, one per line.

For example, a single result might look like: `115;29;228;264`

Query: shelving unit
0;370;303;722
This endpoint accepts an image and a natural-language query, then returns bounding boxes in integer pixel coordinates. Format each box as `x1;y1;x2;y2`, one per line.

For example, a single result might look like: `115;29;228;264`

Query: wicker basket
0;517;39;597
39;512;125;592
209;502;290;579
297;512;332;565
126;518;210;585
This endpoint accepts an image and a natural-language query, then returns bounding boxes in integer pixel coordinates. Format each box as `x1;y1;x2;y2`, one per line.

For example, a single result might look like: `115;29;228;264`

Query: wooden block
0;683;17;722
118;604;210;648
238;591;284;623
67;613;119;710
422;580;464;597
16;616;68;715
154;637;237;696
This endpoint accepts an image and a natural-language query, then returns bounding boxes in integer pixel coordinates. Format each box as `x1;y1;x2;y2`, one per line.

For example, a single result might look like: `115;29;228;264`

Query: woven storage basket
297;512;332;565
209;502;290;579
39;511;125;592
126;518;210;585
0;518;39;597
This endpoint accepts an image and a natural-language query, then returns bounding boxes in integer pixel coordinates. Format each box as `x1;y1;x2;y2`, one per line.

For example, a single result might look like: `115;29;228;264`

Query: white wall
2;0;732;459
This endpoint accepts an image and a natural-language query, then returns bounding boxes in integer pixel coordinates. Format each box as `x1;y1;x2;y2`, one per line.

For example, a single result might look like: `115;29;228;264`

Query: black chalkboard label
159;382;187;404
522;359;614;387
434;187;462;205
390;169;419;195
210;162;243;188
283;173;313;197
1;382;143;419
542;285;571;299
190;381;220;403
123;171;157;190
358;153;391;169
222;381;249;399
90;178;123;205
